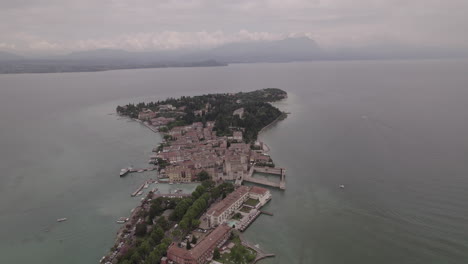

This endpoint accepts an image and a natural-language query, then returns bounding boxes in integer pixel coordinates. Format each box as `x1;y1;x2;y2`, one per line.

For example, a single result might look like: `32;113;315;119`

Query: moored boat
116;217;129;224
120;167;133;177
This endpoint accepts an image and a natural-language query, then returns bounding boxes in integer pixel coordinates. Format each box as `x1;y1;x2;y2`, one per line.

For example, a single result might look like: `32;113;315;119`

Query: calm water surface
0;60;467;264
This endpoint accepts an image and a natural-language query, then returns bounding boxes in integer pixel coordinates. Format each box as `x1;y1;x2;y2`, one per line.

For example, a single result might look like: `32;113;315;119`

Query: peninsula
104;88;287;264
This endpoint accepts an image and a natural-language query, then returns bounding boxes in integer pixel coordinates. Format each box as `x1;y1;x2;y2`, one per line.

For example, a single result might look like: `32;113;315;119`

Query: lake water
1;59;467;264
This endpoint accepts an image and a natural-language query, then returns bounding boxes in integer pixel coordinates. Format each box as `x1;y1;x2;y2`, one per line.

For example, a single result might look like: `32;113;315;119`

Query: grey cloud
0;0;467;54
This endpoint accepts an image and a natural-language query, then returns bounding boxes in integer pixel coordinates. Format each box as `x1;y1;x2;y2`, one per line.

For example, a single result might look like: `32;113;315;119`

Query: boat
143;183;149;189
57;218;67;222
137;169;145;173
169;182;173;185
340;184;345;189
136;191;143;196
116;217;129;224
119;167;133;177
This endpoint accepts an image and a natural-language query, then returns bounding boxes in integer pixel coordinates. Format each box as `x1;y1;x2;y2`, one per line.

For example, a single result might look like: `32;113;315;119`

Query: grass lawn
231;212;243;220
244;198;260;207
217;236;256;264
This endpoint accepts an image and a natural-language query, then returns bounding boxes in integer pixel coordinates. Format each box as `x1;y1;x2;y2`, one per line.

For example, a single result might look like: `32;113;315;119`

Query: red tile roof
167;224;231;263
207;186;250;217
250;186;268;195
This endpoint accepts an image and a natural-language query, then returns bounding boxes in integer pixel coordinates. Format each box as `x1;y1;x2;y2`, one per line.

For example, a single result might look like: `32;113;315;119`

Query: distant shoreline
0;60;227;75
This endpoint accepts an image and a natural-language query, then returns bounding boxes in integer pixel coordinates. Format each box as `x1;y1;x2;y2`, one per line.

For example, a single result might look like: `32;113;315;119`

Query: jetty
260;210;273;216
131;179;156;197
129;167;157;173
121;166;157;177
239;234;275;263
237;165;286;190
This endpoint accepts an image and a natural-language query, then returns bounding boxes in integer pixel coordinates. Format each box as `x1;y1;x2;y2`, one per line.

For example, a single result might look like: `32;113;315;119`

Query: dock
260;210;273;216
131;179;157;197
128;167;157;173
239;234;275;263
131;183;146;197
121;166;157;177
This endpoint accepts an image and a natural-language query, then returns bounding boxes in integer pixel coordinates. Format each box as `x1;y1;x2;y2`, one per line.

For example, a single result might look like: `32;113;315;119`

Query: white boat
340;184;345;189
57;218;67;222
169;182;173;185
120;167;133;177
116;217;129;224
136;191;143;196
143;183;149;189
137;169;145;173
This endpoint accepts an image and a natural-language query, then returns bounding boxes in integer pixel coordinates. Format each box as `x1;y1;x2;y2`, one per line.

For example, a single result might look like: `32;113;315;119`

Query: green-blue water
1;59;468;263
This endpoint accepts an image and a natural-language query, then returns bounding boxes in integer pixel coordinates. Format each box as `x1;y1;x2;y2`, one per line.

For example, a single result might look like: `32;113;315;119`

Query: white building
206;186;250;227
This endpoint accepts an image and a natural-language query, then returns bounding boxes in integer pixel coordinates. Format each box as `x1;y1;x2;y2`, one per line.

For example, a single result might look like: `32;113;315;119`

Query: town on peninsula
103;88;288;264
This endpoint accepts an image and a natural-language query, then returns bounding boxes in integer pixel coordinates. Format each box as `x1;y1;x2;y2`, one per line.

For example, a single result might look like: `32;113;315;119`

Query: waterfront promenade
239;234;275;263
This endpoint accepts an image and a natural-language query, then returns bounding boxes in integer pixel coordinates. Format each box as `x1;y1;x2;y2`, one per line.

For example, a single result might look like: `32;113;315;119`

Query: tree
191;219;201;227
156;216;170;230
202;180;214;188
186;241;192;250
172;229;181;238
150;226;164;244
130;252;141;264
191;236;198;244
196;170;210;181
135;223;147;237
213;248;221;260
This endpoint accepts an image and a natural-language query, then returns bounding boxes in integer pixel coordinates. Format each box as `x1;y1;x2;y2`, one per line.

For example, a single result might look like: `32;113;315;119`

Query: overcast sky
1;0;467;54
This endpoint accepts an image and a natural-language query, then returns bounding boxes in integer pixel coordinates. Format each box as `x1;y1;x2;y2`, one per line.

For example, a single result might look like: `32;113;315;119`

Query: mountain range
0;37;466;74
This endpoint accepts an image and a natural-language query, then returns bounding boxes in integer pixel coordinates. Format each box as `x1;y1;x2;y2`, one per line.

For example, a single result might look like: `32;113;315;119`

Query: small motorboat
116;217;129;224
339;184;345;189
57;218;67;222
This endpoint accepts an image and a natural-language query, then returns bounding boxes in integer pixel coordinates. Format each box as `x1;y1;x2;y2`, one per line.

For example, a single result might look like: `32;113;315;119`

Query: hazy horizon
1;0;468;56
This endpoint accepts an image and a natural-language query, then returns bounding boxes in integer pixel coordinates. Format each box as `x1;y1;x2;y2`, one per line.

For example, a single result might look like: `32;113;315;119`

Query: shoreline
109;90;287;263
258;112;287;136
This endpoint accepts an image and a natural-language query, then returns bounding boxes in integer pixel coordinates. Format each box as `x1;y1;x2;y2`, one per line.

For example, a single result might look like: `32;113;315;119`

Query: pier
128;167;157;173
131;183;146;197
130;179;156;197
239;234;275;263
237;165;286;190
260;210;273;216
121;166;157;177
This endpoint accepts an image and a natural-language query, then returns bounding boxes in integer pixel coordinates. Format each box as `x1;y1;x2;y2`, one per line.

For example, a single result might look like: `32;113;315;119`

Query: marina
130;179;156;197
237;165;287;190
